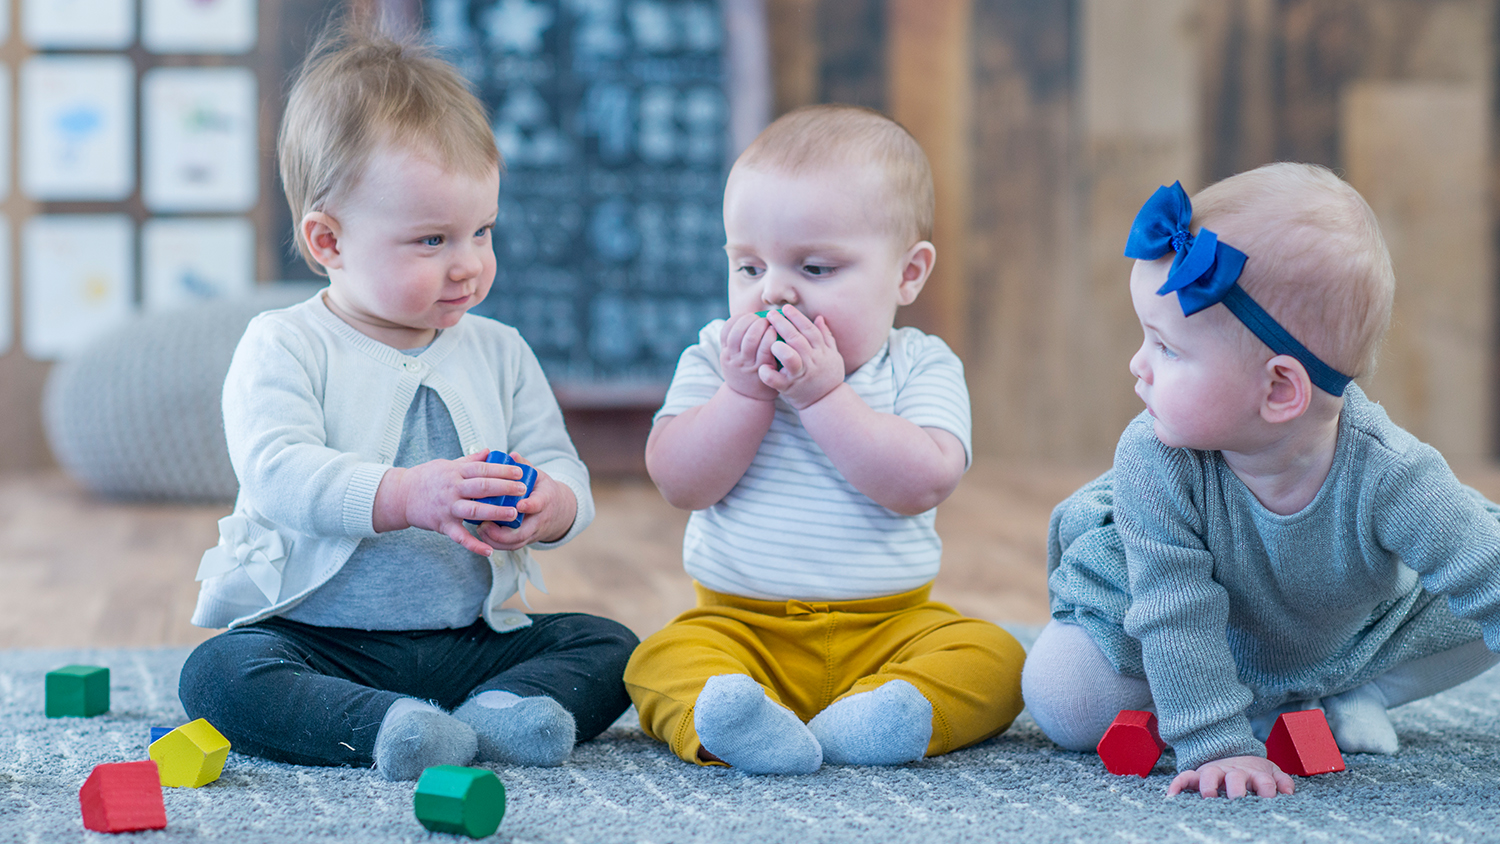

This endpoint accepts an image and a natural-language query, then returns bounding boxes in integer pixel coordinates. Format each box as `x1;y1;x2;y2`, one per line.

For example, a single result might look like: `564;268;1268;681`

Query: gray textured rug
5;637;1500;843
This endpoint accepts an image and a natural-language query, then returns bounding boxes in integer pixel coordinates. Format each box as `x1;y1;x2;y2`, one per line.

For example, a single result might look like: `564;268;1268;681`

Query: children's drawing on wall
427;0;729;386
142;218;255;311
143;68;259;212
22;216;134;361
22;0;135;49
143;0;258;54
21;56;134;201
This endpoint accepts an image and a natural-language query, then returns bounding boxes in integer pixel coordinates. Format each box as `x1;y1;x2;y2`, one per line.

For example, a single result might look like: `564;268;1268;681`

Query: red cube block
79;761;167;833
1265;709;1345;777
1098;710;1167;777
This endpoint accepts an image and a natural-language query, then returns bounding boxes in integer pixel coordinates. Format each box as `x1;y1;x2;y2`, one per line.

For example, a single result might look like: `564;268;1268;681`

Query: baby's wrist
372;466;411;533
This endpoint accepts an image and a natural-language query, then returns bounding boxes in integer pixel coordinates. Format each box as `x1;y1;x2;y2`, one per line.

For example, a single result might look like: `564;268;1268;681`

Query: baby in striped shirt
622;104;1027;774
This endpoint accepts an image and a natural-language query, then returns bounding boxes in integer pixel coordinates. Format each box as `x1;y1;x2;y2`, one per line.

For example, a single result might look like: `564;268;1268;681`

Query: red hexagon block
1098;710;1167;777
79;761;167;833
1265;709;1345;776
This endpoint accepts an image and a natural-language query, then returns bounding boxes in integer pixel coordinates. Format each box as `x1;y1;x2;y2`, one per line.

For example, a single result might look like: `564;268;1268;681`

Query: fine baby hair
278;21;500;273
733;103;934;245
1180;162;1395;382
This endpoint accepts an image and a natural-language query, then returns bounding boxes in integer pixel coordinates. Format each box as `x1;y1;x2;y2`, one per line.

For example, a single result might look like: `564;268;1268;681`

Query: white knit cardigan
191;292;593;633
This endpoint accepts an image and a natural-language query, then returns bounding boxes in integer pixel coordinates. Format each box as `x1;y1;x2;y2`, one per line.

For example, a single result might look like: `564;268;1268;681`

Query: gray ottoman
43;285;323;502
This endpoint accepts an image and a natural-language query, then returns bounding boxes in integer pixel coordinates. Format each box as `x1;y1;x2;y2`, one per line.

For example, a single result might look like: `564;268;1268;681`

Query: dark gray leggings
179;613;638;767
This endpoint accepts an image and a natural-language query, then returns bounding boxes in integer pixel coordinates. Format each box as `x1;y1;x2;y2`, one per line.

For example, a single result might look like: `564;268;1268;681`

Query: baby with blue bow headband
1025;162;1500;801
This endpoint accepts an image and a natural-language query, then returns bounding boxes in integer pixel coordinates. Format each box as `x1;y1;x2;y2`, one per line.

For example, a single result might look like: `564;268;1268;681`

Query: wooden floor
8;458;1500;650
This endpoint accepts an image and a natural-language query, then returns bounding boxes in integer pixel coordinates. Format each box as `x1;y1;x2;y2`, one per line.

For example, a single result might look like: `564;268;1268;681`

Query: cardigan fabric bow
1123;182;1352;396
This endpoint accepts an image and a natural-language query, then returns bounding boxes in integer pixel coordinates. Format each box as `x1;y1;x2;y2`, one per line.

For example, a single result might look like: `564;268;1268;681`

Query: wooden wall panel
1070;0;1202;457
888;0;973;356
1345;82;1491;459
965;1;1073;457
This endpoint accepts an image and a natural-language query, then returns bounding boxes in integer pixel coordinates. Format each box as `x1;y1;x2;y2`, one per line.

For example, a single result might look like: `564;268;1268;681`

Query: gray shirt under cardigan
193;292;592;634
1047;384;1500;770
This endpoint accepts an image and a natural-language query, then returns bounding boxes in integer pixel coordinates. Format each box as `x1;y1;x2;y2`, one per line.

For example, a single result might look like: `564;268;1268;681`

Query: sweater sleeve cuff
343;463;389;538
1171;721;1265;772
530;472;592;550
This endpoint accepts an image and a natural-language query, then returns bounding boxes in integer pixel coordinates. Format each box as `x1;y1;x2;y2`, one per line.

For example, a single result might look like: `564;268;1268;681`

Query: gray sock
372;697;478;781
807;679;933;766
452;690;577;767
693;674;822;775
1322;683;1398;755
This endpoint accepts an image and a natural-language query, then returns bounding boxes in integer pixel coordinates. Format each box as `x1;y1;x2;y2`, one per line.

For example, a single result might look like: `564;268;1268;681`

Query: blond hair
1191;163;1395;379
278;23;500;273
733;104;934;244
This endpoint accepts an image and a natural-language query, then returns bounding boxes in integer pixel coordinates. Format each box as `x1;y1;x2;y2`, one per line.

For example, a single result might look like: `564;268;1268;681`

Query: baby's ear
1262;355;1312;424
897;240;937;305
300;211;344;271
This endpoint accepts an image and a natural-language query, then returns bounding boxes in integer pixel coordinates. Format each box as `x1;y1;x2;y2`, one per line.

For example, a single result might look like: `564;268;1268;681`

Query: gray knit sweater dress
1047;384;1500;769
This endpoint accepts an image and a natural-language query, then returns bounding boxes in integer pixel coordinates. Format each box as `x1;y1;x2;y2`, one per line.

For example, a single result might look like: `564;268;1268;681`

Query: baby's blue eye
422;235;444;247
804;265;833;277
737;265;763;278
1156;342;1177;360
475;225;493;239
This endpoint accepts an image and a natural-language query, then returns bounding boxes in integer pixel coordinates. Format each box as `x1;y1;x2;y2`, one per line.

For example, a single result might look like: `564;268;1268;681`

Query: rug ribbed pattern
4;643;1500;843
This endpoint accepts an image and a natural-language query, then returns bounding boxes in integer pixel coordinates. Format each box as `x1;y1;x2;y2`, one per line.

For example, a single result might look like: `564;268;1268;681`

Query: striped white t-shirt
656;321;973;601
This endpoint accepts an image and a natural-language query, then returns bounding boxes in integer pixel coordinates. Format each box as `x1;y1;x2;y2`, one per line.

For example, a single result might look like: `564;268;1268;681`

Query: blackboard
426;0;731;391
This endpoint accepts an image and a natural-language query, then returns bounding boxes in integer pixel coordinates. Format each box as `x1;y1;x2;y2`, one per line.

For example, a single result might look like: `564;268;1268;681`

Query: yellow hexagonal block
148;718;230;788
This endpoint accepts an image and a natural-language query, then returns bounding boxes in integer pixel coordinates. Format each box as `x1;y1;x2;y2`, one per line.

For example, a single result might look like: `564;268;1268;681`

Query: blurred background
1;0;1497;647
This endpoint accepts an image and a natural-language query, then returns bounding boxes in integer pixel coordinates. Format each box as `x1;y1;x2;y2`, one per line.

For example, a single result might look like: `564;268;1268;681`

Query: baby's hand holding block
464;451;538;528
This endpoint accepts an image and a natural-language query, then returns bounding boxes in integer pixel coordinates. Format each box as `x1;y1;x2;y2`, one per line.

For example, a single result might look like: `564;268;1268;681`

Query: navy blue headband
1124;182;1352;397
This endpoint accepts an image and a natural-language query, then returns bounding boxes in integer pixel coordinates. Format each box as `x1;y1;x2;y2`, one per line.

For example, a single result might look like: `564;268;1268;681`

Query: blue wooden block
149;727;173;745
464;451;537;528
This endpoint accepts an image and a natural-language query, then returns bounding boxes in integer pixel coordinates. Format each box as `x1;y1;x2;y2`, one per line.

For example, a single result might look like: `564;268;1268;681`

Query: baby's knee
1021;621;1151;752
177;630;269;720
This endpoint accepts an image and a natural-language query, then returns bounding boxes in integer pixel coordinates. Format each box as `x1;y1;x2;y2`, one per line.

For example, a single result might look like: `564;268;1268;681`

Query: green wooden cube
414;765;506;838
46;665;109;718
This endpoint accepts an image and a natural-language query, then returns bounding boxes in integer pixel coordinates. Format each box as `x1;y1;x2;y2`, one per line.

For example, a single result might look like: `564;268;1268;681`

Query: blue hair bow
1123;182;1351;396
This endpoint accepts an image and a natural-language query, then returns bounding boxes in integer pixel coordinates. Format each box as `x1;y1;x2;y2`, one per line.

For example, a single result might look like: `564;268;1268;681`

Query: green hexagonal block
414;765;506;838
46;665;109;718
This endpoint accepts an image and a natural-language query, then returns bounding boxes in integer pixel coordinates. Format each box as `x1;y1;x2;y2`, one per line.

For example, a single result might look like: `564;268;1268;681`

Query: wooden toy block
46;665;109;718
463;451;537;528
1265;709;1345;777
150;726;173;744
1097;709;1167;777
414;765;506;838
149;718;231;788
79;761;167;833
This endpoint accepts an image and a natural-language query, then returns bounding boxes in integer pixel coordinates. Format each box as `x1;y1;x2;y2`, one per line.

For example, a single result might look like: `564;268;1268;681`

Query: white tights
1020;620;1500;753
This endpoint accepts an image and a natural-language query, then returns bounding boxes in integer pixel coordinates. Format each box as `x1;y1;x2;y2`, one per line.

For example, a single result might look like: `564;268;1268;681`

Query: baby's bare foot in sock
693;674;822;775
453;691;576;767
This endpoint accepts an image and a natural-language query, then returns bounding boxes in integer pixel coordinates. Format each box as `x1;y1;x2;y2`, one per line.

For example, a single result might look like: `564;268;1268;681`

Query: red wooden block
1098;710;1167;777
1265;709;1345;777
79;761;167;833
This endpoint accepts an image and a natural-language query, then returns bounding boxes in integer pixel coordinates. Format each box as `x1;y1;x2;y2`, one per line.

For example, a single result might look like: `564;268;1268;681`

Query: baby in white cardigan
179;23;637;781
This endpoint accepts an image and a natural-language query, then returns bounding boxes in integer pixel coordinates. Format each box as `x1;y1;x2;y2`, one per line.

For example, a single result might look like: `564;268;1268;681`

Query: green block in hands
414;765;506;838
46;665;110;718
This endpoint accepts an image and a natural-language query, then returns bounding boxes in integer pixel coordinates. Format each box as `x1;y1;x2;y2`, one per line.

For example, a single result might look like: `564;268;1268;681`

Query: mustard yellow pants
624;582;1026;765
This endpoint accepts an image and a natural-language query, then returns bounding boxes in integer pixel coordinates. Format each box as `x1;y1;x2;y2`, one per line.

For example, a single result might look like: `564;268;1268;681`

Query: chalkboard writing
426;0;730;389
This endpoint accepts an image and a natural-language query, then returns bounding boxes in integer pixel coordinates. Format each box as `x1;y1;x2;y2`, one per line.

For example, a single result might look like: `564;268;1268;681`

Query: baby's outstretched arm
646;313;779;510
372;450;533;556
1167;755;1294;799
475;452;578;550
764;307;965;515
